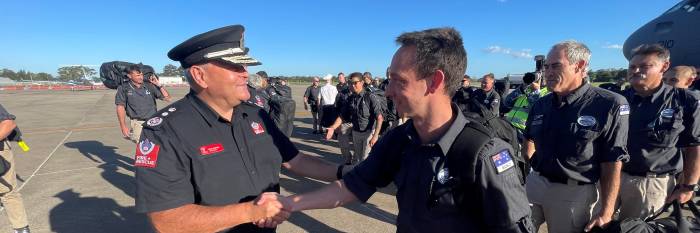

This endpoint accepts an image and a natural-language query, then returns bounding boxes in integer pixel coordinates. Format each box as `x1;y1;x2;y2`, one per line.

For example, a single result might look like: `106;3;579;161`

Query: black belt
542;174;594;186
625;171;672;178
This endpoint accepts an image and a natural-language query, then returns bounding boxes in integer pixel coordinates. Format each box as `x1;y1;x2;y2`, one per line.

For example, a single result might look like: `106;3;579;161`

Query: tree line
0;64;187;83
1;66;630;84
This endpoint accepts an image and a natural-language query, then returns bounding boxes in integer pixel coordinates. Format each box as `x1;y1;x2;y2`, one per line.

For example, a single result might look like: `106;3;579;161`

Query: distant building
0;77;17;86
158;76;185;85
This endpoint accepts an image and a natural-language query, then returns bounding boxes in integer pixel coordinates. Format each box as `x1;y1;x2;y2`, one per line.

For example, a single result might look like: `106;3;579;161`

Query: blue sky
0;0;675;78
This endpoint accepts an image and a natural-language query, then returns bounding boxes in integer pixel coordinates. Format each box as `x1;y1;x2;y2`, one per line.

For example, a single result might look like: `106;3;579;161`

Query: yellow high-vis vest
505;87;549;130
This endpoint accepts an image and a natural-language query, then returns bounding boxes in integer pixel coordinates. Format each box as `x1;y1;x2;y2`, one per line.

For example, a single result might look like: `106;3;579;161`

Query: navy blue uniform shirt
524;83;629;183
343;106;532;233
135;92;298;233
623;84;700;175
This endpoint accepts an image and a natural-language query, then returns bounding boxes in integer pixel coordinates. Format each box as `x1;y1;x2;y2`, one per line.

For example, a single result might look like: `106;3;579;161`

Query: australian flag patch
491;149;514;174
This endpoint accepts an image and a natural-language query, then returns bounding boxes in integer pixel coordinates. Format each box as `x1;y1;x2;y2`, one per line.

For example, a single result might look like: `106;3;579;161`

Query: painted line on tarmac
18;93;111;191
17;131;73;191
33;166;101;176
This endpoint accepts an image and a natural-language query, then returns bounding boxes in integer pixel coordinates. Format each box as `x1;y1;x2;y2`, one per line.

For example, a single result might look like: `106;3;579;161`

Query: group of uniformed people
116;23;700;233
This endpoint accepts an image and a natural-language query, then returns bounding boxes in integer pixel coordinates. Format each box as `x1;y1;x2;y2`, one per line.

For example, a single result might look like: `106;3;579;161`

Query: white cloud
483;45;533;59
603;44;623;49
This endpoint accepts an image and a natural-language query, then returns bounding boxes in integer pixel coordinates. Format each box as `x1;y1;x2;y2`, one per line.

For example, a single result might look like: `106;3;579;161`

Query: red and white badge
199;143;224;156
135;138;160;168
251;121;265;135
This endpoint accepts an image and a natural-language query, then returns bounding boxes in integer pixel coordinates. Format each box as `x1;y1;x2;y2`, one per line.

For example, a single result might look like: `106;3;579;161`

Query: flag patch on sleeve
135;139;160;168
491;149;514;173
619;104;630;116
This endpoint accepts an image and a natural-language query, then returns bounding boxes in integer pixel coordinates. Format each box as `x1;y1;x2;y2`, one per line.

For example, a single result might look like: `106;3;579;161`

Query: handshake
250;192;294;228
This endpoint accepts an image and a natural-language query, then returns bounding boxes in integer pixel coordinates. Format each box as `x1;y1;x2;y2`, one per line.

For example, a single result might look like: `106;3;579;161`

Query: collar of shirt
628;83;671;104
553;82;591;107
187;92;234;125
403;104;468;155
129;82;146;90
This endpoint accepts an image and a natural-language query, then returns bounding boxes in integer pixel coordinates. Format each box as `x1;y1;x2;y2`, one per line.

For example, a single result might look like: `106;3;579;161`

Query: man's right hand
325;128;335;140
304;104;308;111
121;127;131;139
251;192;291;228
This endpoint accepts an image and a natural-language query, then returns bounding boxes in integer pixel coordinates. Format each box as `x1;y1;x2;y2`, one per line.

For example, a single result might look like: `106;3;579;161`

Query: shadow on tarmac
64;141;136;198
49;189;151;233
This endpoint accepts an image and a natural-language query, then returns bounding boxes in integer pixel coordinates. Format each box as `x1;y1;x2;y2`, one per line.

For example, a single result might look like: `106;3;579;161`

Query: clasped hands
251;192;294;228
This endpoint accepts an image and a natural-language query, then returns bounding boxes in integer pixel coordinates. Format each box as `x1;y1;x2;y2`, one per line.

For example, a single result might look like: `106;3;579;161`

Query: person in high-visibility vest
504;72;549;132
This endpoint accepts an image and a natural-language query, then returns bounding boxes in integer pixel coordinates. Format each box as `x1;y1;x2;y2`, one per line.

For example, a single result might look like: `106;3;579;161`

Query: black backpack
589;200;700;233
461;98;527;183
99;61;158;89
365;86;391;119
268;86;296;137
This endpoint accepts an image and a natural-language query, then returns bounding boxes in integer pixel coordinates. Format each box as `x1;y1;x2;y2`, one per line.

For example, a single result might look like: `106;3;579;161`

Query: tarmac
1;84;698;233
0;84;398;233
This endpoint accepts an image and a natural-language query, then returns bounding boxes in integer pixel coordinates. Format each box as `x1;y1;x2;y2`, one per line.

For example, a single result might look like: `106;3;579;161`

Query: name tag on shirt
200;143;224;156
491;149;514;174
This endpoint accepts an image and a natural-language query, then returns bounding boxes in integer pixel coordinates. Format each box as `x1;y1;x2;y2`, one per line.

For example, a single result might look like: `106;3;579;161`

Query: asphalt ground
0;84;397;233
2;84;699;232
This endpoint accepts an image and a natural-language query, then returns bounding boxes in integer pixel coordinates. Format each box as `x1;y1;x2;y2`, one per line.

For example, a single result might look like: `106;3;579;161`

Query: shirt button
251;170;256;174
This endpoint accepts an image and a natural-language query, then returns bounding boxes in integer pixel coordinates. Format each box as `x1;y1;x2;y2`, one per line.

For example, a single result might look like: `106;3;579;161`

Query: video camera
534;55;545;85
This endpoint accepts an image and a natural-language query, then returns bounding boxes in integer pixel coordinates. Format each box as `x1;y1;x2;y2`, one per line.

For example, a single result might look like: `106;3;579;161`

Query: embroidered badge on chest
491;149;514;173
147;117;163;126
660;108;674;118
199;143;224;156
577;115;596;127
135;139;160;168
251;122;265;135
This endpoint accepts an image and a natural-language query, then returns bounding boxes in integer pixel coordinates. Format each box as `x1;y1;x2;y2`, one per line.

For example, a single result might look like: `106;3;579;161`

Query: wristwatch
679;184;700;192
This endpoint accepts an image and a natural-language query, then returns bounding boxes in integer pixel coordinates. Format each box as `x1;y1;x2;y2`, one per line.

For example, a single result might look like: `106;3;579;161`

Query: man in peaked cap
134;25;348;233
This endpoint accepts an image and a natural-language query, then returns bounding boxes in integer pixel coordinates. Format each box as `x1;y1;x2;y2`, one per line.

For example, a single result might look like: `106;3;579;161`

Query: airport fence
0;84;190;92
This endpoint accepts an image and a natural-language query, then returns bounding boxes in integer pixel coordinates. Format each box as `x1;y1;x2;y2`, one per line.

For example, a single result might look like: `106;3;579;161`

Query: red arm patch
135;139;160;168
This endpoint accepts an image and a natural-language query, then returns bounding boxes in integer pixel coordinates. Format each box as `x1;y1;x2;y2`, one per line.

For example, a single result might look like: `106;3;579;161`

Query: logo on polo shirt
147;117;163;126
251;122;265;135
135;139;160;168
577;116;596;127
660;108;674;118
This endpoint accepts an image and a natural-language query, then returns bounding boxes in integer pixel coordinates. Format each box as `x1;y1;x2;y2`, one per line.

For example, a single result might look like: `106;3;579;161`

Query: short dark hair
396;27;467;97
631;44;670;62
349;72;363;80
338;72;345;76
126;65;142;74
463;75;471;81
256;71;268;79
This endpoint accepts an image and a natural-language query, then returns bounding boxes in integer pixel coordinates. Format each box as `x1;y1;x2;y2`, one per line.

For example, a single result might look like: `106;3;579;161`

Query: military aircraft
623;0;700;67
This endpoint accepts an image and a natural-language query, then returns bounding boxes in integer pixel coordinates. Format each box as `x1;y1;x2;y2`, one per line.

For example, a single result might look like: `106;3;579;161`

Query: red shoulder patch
135;139;160;168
